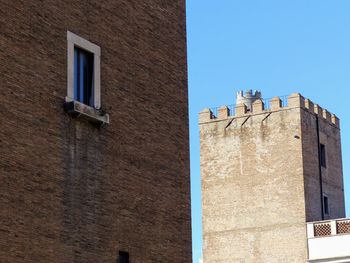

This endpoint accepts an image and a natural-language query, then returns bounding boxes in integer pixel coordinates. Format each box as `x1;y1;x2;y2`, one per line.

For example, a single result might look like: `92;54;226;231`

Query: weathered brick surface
0;1;191;262
199;95;344;262
301;109;345;222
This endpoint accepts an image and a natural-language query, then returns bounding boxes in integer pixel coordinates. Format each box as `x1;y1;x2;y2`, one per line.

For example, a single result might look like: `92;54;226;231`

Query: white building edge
307;218;350;262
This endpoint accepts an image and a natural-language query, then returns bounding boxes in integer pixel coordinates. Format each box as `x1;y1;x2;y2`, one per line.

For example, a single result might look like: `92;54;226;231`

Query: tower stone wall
199;93;344;262
301;100;345;222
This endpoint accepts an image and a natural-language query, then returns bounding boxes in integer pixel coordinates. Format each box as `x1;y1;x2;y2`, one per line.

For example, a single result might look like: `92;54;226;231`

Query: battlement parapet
199;92;339;128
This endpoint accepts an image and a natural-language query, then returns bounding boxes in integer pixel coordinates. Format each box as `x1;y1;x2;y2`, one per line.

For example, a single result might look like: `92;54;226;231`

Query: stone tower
199;92;345;262
0;1;191;263
236;89;262;111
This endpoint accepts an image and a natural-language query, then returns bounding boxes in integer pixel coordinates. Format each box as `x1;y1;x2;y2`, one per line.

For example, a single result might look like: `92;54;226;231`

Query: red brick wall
0;1;191;262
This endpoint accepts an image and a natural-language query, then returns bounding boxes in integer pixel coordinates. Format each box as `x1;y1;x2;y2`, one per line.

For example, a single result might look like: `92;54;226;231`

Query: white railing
307;218;350;238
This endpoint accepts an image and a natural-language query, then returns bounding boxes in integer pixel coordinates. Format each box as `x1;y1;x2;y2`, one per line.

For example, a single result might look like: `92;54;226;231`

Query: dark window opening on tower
118;251;129;263
320;144;326;168
323;195;329;215
74;47;94;107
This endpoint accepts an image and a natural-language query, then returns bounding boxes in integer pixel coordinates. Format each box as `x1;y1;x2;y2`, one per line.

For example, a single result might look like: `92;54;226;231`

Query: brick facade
0;1;191;262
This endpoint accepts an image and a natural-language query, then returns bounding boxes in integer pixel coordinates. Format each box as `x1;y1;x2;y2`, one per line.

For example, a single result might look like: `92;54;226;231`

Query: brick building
0;1;191;262
199;91;346;262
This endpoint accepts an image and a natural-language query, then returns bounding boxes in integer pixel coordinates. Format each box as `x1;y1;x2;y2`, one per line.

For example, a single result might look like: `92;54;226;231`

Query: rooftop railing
209;104;236;119
307;218;350;238
263;95;288;109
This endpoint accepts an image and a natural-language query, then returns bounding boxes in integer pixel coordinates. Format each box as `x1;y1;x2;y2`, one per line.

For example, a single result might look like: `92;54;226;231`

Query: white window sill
64;98;109;125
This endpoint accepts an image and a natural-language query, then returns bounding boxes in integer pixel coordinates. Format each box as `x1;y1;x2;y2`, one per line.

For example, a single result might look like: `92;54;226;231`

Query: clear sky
186;1;350;262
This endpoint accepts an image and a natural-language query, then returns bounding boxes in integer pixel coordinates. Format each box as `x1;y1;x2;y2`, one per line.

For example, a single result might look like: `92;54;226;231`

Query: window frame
67;31;101;109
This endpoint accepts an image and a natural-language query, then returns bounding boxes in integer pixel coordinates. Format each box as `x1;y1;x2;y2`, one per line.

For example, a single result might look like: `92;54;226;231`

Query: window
74;47;94;106
118;251;129;263
320;144;326;168
66;31;101;109
65;31;109;124
323;195;329;215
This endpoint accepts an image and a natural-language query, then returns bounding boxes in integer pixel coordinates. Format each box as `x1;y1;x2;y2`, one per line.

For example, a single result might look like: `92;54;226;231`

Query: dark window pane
320;144;326;168
74;47;94;106
324;196;329;215
118;251;129;263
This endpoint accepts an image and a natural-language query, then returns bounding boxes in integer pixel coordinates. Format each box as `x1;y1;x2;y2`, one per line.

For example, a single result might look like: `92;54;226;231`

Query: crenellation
235;103;247;116
200;93;338;127
288;93;305;108
304;99;315;113
323;109;331;122
311;104;339;128
252;99;264;113
270;96;282;110
218;106;230;119
199;108;214;123
314;104;323;117
331;114;340;127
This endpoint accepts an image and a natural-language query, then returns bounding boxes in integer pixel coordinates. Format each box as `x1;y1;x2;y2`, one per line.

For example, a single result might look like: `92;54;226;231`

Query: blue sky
186;1;350;262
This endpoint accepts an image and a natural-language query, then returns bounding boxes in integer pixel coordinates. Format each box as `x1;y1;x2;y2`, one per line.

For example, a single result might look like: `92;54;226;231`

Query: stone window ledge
64;98;109;125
